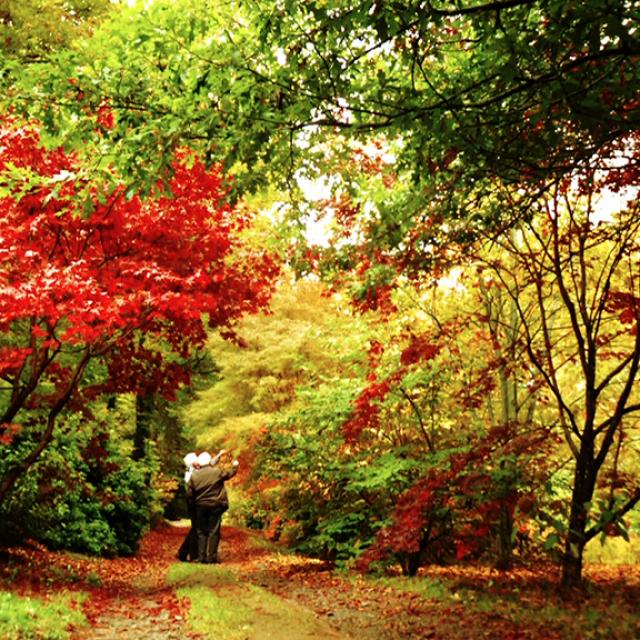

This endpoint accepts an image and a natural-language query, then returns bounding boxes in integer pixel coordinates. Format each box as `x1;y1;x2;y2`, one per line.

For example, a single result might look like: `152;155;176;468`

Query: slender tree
480;173;640;587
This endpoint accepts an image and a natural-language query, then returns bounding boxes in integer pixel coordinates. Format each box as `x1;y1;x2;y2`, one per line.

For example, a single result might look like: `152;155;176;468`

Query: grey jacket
186;464;237;510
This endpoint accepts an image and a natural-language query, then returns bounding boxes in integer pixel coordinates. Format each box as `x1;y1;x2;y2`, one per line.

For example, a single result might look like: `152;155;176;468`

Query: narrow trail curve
78;525;192;640
80;523;351;640
76;523;568;640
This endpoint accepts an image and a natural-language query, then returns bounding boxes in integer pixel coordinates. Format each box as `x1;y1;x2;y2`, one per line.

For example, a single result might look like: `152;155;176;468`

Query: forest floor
1;522;639;640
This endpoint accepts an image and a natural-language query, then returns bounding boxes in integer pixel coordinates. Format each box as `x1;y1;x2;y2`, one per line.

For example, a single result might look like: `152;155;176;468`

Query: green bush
0;417;157;556
249;384;421;563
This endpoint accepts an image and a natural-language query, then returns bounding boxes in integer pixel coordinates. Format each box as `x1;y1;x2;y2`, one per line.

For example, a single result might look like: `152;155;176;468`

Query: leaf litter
1;523;639;639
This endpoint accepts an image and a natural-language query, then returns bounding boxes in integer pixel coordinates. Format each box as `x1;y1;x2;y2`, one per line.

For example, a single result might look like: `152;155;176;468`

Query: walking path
81;524;349;640
2;523;639;639
73;524;554;640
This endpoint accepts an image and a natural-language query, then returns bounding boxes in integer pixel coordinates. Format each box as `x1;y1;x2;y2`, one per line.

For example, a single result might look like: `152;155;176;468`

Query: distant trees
0;0;112;60
251;169;640;586
183;279;371;440
245;280;540;571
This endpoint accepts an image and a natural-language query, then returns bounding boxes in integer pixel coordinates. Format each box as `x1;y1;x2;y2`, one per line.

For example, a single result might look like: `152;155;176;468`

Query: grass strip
0;590;87;640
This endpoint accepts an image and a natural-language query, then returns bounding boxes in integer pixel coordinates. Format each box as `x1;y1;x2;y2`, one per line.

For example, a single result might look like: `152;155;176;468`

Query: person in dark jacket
178;449;225;561
186;450;239;563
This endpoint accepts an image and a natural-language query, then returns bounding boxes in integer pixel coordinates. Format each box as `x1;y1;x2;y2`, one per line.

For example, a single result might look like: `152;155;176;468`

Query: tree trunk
399;551;421;576
495;503;513;570
0;410;61;506
561;452;595;589
133;392;155;461
0;353;90;506
561;538;585;589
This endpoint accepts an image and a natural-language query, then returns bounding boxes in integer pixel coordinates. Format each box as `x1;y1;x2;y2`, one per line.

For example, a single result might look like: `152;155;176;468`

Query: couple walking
178;449;239;564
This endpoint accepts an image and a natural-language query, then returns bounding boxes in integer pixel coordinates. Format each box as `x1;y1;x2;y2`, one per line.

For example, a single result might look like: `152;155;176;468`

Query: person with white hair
177;449;225;561
186;450;239;563
183;451;199;484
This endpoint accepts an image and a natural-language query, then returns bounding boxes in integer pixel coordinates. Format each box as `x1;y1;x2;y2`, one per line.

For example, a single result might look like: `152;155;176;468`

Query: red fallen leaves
269;545;640;638
3;525;640;639
1;526;174;595
1;524;191;633
147;589;184;619
262;547;563;639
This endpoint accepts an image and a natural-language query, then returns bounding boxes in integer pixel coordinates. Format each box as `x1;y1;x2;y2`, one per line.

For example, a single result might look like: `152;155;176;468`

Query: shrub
0;417;157;556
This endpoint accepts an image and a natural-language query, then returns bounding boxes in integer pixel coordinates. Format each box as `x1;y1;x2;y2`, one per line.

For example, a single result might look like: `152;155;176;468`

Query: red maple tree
0;119;279;503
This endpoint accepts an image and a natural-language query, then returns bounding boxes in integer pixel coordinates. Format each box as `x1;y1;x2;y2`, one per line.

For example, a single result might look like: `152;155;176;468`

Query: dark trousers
178;527;199;561
195;506;224;563
178;505;198;561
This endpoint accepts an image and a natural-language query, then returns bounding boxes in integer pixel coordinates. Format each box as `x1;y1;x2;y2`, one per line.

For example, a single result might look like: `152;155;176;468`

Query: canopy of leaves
4;0;639;225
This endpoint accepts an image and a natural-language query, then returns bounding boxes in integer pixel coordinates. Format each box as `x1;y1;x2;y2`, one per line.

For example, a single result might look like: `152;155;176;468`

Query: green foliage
0;590;86;640
0;0;112;60
585;534;640;565
248;381;426;562
6;0;638;228
0;412;157;556
184;280;369;445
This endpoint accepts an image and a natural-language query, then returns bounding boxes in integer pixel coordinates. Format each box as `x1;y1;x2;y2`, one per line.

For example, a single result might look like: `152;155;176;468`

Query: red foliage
400;334;440;366
606;290;640;333
95;102;115;130
0;119;279;433
343;330;441;442
0;422;22;445
361;422;555;569
366;339;385;368
358;470;452;570
318;193;361;238
343;370;404;442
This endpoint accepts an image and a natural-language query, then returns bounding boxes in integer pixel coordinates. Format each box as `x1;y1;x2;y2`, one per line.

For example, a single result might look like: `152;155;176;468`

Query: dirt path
76;523;447;640
3;524;639;639
125;524;550;640
74;526;190;640
81;524;351;640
